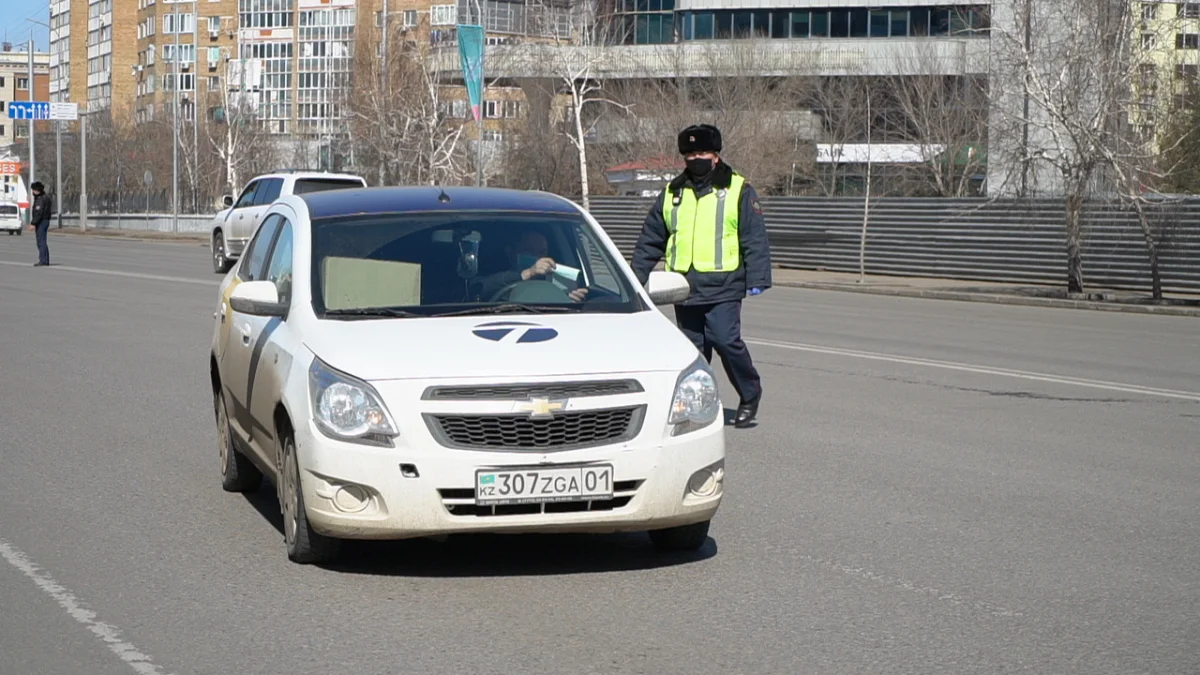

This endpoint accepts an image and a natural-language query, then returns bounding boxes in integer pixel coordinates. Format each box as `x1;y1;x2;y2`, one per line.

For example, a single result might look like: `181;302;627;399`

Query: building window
16;77;29;89
1143;33;1158;49
1176;33;1199;49
404;10;417;27
677;5;988;42
1143;3;1159;20
1181;3;1200;19
431;4;456;26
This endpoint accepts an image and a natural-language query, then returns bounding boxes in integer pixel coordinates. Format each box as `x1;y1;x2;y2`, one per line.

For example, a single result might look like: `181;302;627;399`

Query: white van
209;186;726;564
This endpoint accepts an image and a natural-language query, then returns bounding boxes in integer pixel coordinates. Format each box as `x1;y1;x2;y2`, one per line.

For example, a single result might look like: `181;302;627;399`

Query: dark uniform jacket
630;162;772;306
30;192;53;226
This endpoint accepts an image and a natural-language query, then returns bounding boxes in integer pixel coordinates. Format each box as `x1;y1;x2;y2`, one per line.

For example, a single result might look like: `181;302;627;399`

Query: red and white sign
0;161;21;176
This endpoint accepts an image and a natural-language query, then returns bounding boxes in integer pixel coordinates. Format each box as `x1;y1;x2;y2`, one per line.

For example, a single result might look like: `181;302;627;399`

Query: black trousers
34;220;50;265
674;300;762;404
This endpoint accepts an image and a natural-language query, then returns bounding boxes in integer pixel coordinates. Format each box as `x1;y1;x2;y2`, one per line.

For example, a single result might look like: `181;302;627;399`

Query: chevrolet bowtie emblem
516;397;566;419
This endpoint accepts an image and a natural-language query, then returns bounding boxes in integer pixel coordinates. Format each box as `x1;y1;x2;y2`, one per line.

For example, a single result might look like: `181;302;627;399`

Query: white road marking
747;337;1200;402
0;260;214;286
0;539;176;675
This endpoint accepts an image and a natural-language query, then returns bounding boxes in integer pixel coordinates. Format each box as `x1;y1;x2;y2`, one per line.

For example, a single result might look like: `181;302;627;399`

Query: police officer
631;124;772;428
28;181;53;267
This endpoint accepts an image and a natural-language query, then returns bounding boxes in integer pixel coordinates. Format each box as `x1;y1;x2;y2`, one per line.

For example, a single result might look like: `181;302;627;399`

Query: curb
778;281;1200;317
52;229;207;244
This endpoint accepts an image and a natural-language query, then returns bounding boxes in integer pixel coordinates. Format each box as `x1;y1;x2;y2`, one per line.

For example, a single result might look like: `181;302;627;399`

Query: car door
243;178;283;241
247;213;297;456
220;213;285;452
227;179;263;242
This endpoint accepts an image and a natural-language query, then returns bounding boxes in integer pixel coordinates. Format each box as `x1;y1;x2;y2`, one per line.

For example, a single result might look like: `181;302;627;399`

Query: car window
308;210;645;317
0;204;18;215
255;178;284;206
293;178;365;195
234;181;261;209
264;218;294;306
238;214;283;282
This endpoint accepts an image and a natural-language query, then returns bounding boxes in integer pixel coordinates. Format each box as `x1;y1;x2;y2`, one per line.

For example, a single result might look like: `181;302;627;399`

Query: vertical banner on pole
456;24;485;122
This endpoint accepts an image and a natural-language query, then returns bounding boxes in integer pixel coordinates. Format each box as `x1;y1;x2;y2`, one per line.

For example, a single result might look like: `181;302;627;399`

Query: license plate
475;465;614;506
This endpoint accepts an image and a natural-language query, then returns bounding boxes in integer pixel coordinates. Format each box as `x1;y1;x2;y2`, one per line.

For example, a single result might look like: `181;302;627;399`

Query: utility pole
172;9;181;233
80;110;88;231
192;0;199;214
28;35;36;193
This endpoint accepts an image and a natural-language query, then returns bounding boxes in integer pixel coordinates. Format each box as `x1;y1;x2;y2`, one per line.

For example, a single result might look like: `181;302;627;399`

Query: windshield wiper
429;303;578;317
324;307;423;319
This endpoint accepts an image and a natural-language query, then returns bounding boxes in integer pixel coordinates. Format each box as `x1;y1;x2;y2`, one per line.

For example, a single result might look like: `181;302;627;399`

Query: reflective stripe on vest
662;173;745;274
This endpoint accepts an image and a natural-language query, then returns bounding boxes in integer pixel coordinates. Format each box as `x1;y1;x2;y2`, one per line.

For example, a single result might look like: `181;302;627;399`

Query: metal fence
52;196;1200;294
582;196;1200;294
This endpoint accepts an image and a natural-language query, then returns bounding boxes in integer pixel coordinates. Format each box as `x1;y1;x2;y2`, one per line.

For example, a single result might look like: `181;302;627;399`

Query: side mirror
646;270;690;306
229;280;287;317
222;195;235;208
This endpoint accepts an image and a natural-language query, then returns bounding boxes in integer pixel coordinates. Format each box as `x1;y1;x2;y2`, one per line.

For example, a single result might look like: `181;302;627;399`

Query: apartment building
1130;0;1200;151
130;0;240;124
0;48;52;149
46;0;140;114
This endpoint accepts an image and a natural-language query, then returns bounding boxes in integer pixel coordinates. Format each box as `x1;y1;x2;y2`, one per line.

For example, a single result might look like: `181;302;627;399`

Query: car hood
303;310;699;382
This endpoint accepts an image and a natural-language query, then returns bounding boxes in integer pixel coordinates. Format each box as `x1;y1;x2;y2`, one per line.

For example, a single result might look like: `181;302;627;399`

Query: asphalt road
1;232;1198;675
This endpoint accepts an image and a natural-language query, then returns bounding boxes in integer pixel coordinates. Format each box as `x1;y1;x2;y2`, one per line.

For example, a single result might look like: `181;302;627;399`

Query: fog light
332;485;370;513
687;461;724;498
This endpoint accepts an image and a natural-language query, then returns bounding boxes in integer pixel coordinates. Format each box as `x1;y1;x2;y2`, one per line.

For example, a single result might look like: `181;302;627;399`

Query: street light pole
192;0;199;213
173;10;180;232
28;34;36;193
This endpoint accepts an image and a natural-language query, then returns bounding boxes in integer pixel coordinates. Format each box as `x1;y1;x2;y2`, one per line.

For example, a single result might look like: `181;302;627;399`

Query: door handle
239;324;253;345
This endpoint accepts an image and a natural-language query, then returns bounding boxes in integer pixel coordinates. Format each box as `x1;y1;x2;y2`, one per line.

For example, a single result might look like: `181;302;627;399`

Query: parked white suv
209;185;725;564
211;170;366;273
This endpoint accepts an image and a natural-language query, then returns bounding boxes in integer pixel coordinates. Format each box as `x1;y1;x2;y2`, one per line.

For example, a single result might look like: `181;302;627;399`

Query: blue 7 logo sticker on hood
472;321;559;343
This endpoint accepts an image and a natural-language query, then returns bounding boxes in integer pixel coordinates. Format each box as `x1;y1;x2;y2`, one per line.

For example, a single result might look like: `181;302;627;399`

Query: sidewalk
772;268;1200;317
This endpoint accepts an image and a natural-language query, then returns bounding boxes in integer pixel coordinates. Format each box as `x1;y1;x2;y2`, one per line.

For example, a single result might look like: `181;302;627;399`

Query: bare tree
886;45;989;197
989;0;1137;294
204;55;280;200
340;27;470;186
503;0;632;208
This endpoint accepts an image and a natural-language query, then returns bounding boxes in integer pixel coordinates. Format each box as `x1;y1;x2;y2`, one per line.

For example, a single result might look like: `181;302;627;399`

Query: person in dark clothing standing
28;182;53;267
630;124;772;428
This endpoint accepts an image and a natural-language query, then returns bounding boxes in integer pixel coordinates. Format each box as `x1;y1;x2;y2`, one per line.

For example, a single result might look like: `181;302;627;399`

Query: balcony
427;37;989;80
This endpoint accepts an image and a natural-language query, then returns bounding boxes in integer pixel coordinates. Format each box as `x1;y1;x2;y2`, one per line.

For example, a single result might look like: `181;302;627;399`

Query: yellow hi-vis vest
662;173;745;274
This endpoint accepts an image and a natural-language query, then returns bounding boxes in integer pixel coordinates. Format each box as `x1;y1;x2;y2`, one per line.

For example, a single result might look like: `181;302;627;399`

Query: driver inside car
473;230;589;303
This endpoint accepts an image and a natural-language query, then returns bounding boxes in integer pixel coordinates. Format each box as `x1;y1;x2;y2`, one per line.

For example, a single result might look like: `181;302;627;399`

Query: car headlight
308;356;398;445
668;357;721;432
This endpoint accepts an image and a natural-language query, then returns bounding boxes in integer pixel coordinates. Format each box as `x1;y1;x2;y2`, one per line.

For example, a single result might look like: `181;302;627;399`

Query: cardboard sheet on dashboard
323;256;421;310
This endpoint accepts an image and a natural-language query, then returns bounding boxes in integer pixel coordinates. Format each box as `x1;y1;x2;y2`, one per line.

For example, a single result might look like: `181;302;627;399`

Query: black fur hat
30;181;44;192
677;124;722;155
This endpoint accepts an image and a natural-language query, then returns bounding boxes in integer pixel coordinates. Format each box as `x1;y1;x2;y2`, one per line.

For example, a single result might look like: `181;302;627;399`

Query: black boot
734;396;760;428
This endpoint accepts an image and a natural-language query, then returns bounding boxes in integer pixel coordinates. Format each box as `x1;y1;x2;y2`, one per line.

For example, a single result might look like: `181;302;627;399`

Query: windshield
0;204;18;215
310;210;647;318
294;178;365;195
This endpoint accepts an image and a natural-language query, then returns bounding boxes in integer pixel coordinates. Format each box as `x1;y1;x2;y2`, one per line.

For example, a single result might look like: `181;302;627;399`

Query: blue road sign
7;101;51;120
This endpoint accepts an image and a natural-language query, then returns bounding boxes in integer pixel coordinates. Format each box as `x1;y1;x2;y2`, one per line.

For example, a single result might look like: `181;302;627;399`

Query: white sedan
209;186;726;564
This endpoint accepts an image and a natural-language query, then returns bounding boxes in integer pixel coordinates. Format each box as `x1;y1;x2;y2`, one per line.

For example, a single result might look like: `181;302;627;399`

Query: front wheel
280;434;341;565
212;232;232;274
648;520;711;552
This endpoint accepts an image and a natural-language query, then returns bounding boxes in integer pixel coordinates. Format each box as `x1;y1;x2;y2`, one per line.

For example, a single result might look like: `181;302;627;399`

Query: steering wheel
488;279;571;303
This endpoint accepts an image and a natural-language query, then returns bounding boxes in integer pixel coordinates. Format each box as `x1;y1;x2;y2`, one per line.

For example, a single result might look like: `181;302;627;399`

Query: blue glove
748;288;764;296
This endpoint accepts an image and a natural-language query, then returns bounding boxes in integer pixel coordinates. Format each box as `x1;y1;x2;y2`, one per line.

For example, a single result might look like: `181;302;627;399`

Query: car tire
212;231;232;274
279;433;341;565
648;520;711;552
217;390;263;493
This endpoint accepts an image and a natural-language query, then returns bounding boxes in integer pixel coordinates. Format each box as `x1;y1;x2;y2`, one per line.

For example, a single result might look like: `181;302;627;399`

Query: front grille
423;379;643;401
439;480;642;517
426;406;644;451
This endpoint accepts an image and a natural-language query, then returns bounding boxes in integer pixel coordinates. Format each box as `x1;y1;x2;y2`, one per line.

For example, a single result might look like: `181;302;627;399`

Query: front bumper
292;413;726;541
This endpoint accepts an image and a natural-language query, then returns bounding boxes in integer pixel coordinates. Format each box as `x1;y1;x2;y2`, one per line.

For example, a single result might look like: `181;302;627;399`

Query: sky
0;0;51;51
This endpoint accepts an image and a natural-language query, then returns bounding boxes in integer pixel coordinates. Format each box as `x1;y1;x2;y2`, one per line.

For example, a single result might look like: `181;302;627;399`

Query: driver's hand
568;287;589;303
521;257;557;280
